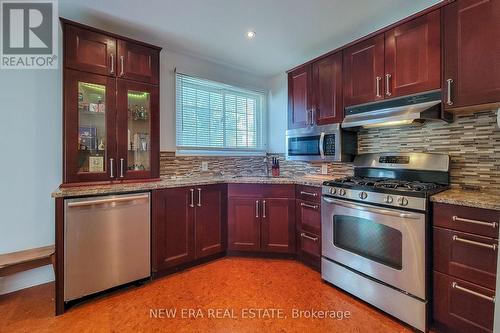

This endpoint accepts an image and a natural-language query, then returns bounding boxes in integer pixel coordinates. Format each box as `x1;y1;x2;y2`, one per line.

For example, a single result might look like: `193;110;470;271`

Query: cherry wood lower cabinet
152;185;226;273
227;184;295;254
432;202;499;333
295;185;322;270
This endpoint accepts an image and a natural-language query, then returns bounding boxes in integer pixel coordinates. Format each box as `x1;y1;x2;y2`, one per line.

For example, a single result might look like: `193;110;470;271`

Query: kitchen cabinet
228;184;295;254
288;65;312;129
343;34;385;106
432;202;499;333
344;10;440;107
312;52;344;125
153;184;226;273
295;185;322;270
62;19;161;184
443;0;500;111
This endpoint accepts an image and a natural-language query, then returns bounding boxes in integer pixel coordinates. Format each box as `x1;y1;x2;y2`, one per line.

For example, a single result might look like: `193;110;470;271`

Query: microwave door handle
319;132;325;159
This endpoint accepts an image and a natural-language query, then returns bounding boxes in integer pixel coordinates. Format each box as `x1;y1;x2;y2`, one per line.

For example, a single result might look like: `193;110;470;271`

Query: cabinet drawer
433;271;495;333
296;185;321;203
296;199;321;234
227;184;294;198
298;230;321;258
433;203;499;239
434;227;497;290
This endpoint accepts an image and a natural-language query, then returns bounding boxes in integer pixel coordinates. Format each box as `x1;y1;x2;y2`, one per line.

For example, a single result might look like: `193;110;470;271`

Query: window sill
175;149;267;157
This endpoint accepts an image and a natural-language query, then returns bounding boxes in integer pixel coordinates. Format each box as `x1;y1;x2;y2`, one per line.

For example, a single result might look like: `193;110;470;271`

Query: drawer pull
452;282;495;303
300;191;317;197
452;235;497;250
300;203;318;209
300;233;319;242
452;215;498;228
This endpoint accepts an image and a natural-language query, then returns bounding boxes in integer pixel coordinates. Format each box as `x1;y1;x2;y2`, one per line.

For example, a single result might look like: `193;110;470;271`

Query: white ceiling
59;0;442;77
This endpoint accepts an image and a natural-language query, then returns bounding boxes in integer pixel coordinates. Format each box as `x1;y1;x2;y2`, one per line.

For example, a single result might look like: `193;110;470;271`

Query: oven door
321;196;426;299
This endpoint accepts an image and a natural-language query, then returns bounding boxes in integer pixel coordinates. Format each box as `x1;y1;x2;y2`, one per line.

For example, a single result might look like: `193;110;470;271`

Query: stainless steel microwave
285;124;357;162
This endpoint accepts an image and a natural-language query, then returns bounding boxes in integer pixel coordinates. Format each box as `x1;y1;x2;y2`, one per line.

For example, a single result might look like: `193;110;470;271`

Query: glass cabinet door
64;70;116;183
117;80;159;179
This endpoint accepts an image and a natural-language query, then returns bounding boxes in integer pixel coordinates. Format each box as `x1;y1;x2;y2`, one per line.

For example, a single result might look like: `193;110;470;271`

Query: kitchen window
176;73;266;156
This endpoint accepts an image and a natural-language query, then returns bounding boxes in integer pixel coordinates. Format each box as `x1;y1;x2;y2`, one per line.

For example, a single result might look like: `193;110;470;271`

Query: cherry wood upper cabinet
195;185;227;259
228;197;261;251
118;40;159;85
261;198;296;253
152;187;195;272
443;0;500;110
64;24;116;76
343;34;385;107
385;10;441;98
288;65;311;129
312;52;344;124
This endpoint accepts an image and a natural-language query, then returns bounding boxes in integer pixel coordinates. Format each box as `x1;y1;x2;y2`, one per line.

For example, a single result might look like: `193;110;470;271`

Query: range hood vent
342;90;451;129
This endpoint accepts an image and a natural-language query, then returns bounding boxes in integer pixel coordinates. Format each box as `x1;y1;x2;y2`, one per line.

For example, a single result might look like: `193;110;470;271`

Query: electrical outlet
321;163;328;175
201;161;209;171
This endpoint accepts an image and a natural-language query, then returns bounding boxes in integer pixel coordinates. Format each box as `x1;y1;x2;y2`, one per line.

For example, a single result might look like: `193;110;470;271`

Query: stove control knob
339;189;346;196
398;197;409;206
329;187;337;195
359;192;368;200
384;195;394;204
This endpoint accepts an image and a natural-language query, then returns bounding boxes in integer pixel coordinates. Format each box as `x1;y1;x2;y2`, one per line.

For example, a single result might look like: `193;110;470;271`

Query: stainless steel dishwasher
64;192;150;302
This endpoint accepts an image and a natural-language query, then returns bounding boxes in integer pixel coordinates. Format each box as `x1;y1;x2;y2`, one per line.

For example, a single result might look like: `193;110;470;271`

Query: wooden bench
0;245;55;277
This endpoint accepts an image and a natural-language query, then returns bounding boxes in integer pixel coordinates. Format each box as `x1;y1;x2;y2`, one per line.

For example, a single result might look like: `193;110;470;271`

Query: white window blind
176;73;265;155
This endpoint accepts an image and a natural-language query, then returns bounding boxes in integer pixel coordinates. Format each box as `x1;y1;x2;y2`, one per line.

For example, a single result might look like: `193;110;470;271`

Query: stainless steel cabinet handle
197;188;202;207
255;200;259;218
300;191;317;197
376;76;382;97
319;132;325;159
300;233;319;242
119;158;124;178
262;200;266;218
446;78;453;106
120;56;125;76
306;109;311;126
452;235;497;250
452;216;498;228
310;107;315;126
110;54;114;74
323;197;422;219
189;189;194;208
385;74;392;96
67;194;149;207
301;203;318;209
109;158;114;178
452;282;495;303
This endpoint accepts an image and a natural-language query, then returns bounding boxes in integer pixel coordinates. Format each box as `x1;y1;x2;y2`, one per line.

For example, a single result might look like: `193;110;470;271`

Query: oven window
287;136;320;156
333;215;403;270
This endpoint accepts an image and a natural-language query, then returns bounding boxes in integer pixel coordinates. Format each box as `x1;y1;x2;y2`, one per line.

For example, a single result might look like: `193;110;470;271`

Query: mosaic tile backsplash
161;109;500;189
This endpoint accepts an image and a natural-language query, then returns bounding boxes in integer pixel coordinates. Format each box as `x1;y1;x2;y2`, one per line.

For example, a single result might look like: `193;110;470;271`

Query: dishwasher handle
67;194;150;208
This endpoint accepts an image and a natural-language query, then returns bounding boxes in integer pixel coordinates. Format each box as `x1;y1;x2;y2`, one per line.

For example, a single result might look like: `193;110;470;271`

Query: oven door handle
319;132;325;159
322;197;422;219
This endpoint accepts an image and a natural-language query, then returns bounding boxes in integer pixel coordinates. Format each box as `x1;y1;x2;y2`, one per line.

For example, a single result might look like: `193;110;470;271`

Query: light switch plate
201;161;208;171
321;163;328;175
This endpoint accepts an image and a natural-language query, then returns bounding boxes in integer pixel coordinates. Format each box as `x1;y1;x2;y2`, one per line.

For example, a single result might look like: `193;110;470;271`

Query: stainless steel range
321;152;450;332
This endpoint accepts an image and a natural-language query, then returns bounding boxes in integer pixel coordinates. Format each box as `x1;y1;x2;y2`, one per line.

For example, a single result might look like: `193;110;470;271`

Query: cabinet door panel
228;198;261;251
288;65;311;129
385;10;441;97
434;227;497;290
118;40;159;84
65;25;116;76
312;52;343;125
261;198;295;253
152;188;195;271
443;0;500;109
64;70;117;183
296;200;321;235
433;271;495;333
195;185;226;258
343;34;385;106
116;79;159;180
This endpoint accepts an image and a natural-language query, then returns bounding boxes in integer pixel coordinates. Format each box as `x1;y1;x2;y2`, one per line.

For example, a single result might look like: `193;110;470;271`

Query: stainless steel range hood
342;90;451;129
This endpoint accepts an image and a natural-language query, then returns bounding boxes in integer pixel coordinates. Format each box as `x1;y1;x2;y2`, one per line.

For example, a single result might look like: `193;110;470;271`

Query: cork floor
1;258;419;333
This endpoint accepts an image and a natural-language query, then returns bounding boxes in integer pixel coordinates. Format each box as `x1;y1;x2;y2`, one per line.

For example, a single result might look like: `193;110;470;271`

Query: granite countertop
430;187;500;211
51;175;332;198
